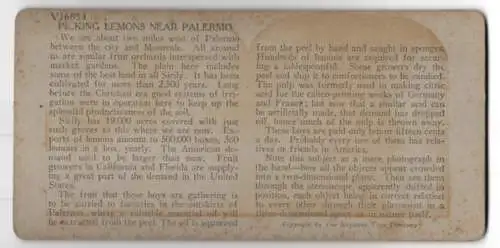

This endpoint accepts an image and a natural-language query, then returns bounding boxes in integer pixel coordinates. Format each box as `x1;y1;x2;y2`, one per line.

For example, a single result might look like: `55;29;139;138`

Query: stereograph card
13;9;487;240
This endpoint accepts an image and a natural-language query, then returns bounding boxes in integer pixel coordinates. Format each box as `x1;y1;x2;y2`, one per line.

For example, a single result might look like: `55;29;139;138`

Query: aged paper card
13;9;486;240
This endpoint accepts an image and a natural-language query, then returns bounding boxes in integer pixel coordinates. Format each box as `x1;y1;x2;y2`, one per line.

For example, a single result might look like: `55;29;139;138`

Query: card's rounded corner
15;8;34;25
465;229;488;242
13;220;34;241
459;218;488;242
468;9;488;25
